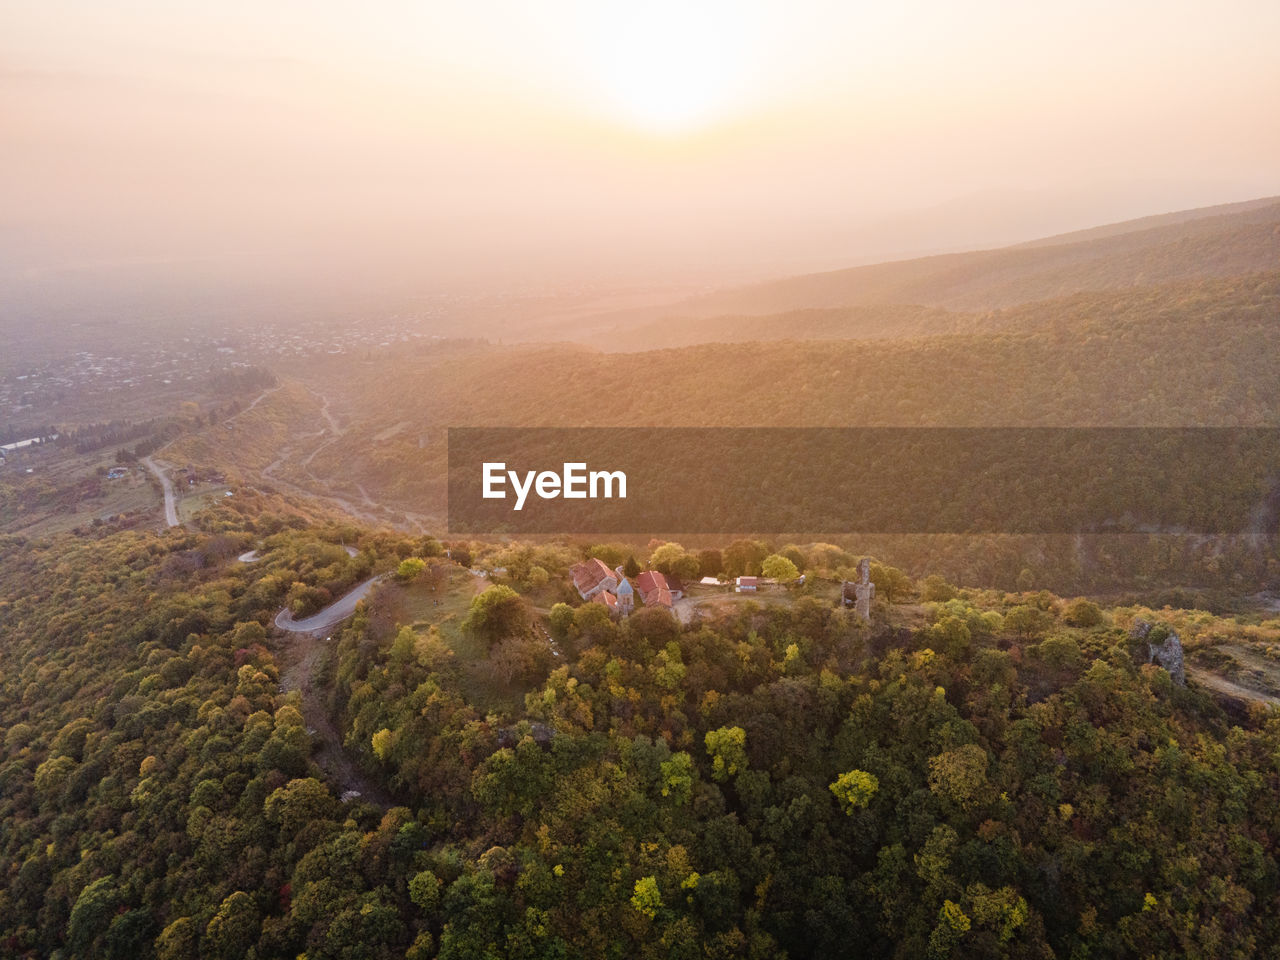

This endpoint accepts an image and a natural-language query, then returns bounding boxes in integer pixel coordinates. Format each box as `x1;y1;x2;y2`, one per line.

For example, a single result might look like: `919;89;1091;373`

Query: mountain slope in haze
606;303;971;352
1011;195;1280;249
598;197;1280;340
171;271;1280;538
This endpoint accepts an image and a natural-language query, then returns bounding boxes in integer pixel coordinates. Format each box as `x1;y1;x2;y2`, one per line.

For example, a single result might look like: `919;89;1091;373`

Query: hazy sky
3;0;1279;301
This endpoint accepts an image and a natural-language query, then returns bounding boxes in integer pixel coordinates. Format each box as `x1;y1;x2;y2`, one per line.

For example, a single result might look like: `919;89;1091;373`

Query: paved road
274;575;383;633
143;456;179;527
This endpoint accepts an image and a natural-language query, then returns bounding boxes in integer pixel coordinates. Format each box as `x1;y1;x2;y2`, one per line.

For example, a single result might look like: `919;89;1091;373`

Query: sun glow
588;1;756;134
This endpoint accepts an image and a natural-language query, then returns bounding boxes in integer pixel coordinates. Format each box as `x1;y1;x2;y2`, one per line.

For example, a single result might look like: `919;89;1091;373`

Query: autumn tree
762;554;800;581
463;585;529;646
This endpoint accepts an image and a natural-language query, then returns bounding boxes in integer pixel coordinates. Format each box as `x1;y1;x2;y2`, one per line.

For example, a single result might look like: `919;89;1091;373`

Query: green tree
650;542;700;581
410;870;443;911
830;769;879;813
205;891;259;960
927;744;991;810
631;876;663;919
1037;634;1083;668
390;624;417;663
869;562;912;603
1004;604;1050;639
1063;598;1104;627
779;544;808;572
587;543;629;567
690;551;720;582
761;554;800;581
264;777;337;835
67;875;118;956
154;917;197;960
372;727;395;761
705;726;748;781
723;539;768;578
397;557;427;582
548;602;575;642
921;574;957;602
447;543;473;568
660;752;695;804
930;615;972;661
929;900;972;958
463;585;528;646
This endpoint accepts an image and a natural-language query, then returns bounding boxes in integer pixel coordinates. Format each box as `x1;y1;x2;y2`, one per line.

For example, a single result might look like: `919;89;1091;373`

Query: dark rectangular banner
447;427;1280;534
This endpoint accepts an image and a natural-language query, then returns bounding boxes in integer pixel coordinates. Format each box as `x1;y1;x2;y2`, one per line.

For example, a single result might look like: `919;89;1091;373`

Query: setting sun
587;1;754;133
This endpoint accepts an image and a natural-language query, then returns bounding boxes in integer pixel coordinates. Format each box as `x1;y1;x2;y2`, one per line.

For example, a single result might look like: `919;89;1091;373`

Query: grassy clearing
387;569;531;715
174;482;234;523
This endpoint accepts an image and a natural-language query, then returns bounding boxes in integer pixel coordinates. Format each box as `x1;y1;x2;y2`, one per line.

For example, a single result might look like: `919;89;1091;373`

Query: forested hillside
156;271;1280;595
4;501;1280;958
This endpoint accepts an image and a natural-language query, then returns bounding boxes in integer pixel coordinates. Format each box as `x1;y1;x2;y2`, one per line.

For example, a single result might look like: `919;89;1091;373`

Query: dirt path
255;387;400;528
238;380;434;533
274;576;395;807
317;391;343;436
276;626;394;808
1187;666;1280;707
142;456;179;527
233;384;282;421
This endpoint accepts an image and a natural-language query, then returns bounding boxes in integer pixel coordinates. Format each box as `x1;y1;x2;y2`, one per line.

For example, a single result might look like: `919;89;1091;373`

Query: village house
571;558;618;600
635;570;674;609
736;576;760;592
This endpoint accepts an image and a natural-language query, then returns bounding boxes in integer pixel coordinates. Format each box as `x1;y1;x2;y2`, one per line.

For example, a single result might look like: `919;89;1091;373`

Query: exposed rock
1132;619;1186;685
497;721;556;751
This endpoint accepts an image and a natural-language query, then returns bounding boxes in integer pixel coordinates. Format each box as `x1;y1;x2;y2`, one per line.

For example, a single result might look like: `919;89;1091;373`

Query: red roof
636;570;673;608
594;590;618;610
571;558;616;595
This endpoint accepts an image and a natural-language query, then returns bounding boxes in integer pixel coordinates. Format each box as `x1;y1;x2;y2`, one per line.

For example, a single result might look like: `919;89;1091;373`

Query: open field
375;569;535;714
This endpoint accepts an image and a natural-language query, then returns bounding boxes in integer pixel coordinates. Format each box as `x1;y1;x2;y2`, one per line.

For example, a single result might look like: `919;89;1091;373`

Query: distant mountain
605;303;970;352
588;197;1280;342
1011;195;1280;249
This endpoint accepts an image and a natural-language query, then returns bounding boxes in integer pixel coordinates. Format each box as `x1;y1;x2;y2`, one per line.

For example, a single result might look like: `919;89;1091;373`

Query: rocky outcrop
497;721;556;750
1132;619;1186;685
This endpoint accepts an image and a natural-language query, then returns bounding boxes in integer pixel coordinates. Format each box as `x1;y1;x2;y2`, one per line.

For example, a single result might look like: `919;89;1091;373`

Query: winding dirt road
143;456;179;527
1188;666;1280;707
273;574;394;807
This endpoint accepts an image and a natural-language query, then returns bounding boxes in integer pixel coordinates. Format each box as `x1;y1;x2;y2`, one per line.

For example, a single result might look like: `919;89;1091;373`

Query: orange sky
3;0;1279;295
